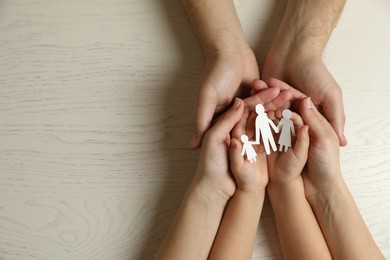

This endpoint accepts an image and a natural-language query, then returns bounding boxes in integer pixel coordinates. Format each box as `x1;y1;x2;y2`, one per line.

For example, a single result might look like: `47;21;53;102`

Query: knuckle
319;132;339;148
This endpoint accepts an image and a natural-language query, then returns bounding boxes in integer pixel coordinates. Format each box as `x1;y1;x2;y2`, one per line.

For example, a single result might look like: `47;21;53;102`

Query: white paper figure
277;109;295;152
254;104;279;155
241;135;257;163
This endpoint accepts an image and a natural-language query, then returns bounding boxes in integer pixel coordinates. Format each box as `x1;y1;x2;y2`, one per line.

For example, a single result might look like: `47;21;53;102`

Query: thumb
299;97;335;142
208;98;244;140
322;96;347;146
230;138;244;175
190;91;219;149
293;125;310;162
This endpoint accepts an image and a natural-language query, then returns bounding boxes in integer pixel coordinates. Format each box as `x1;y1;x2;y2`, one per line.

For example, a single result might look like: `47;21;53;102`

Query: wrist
233;188;266;209
190;176;232;209
306;178;347;207
269;0;345;60
268;177;304;199
203;43;254;64
181;0;252;61
236;186;266;199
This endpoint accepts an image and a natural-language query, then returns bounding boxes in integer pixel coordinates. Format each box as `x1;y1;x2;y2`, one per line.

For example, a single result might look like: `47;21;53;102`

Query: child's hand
267;111;310;185
299;97;343;199
229;108;269;194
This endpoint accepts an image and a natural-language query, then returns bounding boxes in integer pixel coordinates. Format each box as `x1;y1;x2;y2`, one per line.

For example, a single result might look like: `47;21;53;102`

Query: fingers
293;125;310;161
264;90;292;112
268;77;347;146
230;138;244;174
245;110;257;140
250;79;269;96
232;106;250;139
205;98;245;144
322;93;348;146
267;78;306;100
244;87;280;109
299;97;338;142
191;89;218;149
291;111;304;129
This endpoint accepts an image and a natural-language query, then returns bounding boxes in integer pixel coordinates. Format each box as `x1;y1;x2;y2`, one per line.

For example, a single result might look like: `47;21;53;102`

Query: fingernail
306;97;313;110
342;133;348;145
234;98;241;109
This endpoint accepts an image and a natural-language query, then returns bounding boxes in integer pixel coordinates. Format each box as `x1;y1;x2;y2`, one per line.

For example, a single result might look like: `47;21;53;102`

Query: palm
264;56;337;105
302;133;341;199
267;150;303;184
263;54;346;145
234;145;268;192
198;138;236;198
198;51;259;115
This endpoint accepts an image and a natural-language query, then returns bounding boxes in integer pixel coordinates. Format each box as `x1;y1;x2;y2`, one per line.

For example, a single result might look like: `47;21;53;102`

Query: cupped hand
263;52;347;146
191;50;259;149
195;98;245;200
298;97;344;200
267;111;309;185
230;107;268;194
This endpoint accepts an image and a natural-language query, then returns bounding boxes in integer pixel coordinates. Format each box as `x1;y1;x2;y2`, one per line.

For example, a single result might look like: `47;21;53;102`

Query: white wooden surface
0;0;389;259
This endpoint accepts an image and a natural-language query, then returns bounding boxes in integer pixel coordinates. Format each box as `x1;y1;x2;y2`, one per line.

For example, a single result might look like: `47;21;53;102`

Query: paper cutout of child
241;135;257;163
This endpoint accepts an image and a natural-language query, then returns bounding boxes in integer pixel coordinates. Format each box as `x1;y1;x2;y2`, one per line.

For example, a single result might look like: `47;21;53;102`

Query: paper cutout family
241;104;295;163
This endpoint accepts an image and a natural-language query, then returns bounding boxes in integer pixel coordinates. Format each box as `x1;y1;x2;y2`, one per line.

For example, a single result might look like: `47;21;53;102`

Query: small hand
267;112;309;185
230;107;268;193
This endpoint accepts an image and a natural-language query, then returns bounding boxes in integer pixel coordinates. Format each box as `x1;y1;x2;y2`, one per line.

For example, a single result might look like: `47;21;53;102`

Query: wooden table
1;0;389;259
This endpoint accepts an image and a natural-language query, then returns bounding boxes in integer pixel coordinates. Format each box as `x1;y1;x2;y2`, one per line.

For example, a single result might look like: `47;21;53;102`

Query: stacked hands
155;0;384;259
191;81;342;259
155;80;384;260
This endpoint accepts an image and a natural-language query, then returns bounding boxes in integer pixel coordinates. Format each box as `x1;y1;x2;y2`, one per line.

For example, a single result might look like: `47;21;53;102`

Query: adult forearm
154;178;228;260
180;0;251;58
268;179;331;260
308;180;385;260
209;190;265;260
271;0;346;58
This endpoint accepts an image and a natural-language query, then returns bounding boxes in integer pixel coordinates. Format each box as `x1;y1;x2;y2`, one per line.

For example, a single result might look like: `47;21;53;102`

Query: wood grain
0;0;389;259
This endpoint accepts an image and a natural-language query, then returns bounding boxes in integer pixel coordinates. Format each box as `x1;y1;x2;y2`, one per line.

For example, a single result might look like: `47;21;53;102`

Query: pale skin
263;0;348;146
182;0;348;148
208;107;268;260
153;99;244;260
154;90;292;260
181;0;259;149
267;111;332;260
298;96;385;260
155;84;384;258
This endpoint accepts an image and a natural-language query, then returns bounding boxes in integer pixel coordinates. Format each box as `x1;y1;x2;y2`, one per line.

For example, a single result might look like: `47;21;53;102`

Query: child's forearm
154;178;228;260
308;179;385;260
268;178;332;260
208;189;265;260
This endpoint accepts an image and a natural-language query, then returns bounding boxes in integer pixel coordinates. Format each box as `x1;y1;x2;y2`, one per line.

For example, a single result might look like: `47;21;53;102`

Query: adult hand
262;0;347;146
191;50;259;149
298;97;343;200
263;55;347;146
195;98;245;200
